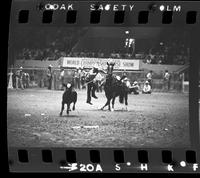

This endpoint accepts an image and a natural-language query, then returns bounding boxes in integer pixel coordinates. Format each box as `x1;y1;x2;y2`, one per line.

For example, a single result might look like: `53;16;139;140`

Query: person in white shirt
15;66;24;90
76;67;81;90
25;72;30;88
47;65;53;90
163;70;171;91
130;81;140;94
94;72;104;92
59;66;65;90
142;81;152;94
121;77;131;95
80;67;87;89
146;70;153;88
15;70;20;89
122;77;131;87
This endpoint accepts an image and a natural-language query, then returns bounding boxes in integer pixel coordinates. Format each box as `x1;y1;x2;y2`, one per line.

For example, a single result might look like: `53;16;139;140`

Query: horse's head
107;62;115;75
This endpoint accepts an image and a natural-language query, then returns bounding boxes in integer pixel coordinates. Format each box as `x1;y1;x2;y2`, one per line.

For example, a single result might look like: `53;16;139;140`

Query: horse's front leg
67;103;70;115
101;99;109;110
108;99;111;111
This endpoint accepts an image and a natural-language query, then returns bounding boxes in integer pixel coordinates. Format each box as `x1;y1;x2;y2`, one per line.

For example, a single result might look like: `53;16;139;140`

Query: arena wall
10;58;188;92
8;67;184;92
14;59;186;73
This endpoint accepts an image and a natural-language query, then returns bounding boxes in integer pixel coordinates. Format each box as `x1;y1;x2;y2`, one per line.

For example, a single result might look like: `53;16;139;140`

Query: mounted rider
101;62;129;111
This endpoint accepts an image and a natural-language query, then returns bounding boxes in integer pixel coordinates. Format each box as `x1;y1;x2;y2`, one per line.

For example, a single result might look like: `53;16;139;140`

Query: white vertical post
182;72;185;93
8;68;13;89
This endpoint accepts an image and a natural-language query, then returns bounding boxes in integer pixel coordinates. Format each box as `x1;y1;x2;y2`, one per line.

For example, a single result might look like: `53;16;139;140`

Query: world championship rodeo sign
59;57;141;70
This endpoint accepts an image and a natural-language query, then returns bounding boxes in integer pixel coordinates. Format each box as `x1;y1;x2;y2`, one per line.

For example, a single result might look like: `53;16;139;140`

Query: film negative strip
7;0;200;173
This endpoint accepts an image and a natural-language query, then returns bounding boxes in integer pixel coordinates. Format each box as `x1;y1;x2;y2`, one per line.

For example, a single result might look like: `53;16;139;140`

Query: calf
59;83;77;116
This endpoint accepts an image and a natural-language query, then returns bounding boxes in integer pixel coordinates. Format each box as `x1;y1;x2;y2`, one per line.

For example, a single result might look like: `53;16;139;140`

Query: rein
84;69;107;86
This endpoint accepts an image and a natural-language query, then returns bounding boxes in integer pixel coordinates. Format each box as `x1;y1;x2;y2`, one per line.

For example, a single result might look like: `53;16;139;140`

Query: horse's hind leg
125;93;128;111
111;97;116;111
59;102;64;116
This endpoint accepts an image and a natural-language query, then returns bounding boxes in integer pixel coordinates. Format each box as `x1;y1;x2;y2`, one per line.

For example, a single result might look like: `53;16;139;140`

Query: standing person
12;70;16;88
59;66;65;90
76;67;81;90
19;68;24;90
15;67;24;89
73;70;78;89
47;64;53;90
163;70;171;91
80;67;86;89
22;72;27;88
52;70;57;90
86;66;99;105
94;71;104;92
146;70;153;88
15;68;20;89
25;72;30;88
72;70;76;88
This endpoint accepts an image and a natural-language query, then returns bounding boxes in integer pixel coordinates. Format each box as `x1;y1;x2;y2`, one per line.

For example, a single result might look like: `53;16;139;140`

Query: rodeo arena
7;27;190;147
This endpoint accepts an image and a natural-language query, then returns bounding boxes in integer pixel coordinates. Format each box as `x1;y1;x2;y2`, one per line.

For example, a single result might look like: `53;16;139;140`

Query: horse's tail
119;92;124;104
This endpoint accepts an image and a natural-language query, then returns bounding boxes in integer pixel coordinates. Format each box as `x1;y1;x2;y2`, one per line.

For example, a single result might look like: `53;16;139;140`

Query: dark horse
101;62;129;111
59;83;77;116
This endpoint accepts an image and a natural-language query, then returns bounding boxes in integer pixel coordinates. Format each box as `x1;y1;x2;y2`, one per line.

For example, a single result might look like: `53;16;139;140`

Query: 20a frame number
80;164;103;172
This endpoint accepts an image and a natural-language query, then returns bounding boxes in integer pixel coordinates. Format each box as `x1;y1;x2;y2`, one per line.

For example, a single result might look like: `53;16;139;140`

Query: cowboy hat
145;81;149;84
48;64;53;68
134;81;138;84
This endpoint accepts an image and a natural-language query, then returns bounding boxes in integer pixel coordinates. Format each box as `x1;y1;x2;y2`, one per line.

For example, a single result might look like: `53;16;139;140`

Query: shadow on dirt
84;109;132;112
113;109;131;112
59;115;79;118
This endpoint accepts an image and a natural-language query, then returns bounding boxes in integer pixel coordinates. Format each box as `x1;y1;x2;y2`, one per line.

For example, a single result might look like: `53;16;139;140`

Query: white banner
61;57;140;70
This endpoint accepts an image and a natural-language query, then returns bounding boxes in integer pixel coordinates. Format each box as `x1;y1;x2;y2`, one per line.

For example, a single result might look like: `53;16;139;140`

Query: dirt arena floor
7;88;190;147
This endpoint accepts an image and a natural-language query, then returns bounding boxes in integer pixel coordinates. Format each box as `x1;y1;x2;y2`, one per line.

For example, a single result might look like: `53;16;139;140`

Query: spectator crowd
16;45;189;65
14;27;189;65
142;40;189;65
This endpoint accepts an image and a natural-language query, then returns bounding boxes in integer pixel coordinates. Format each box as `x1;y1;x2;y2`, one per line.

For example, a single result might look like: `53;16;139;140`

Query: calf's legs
59;102;64;116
